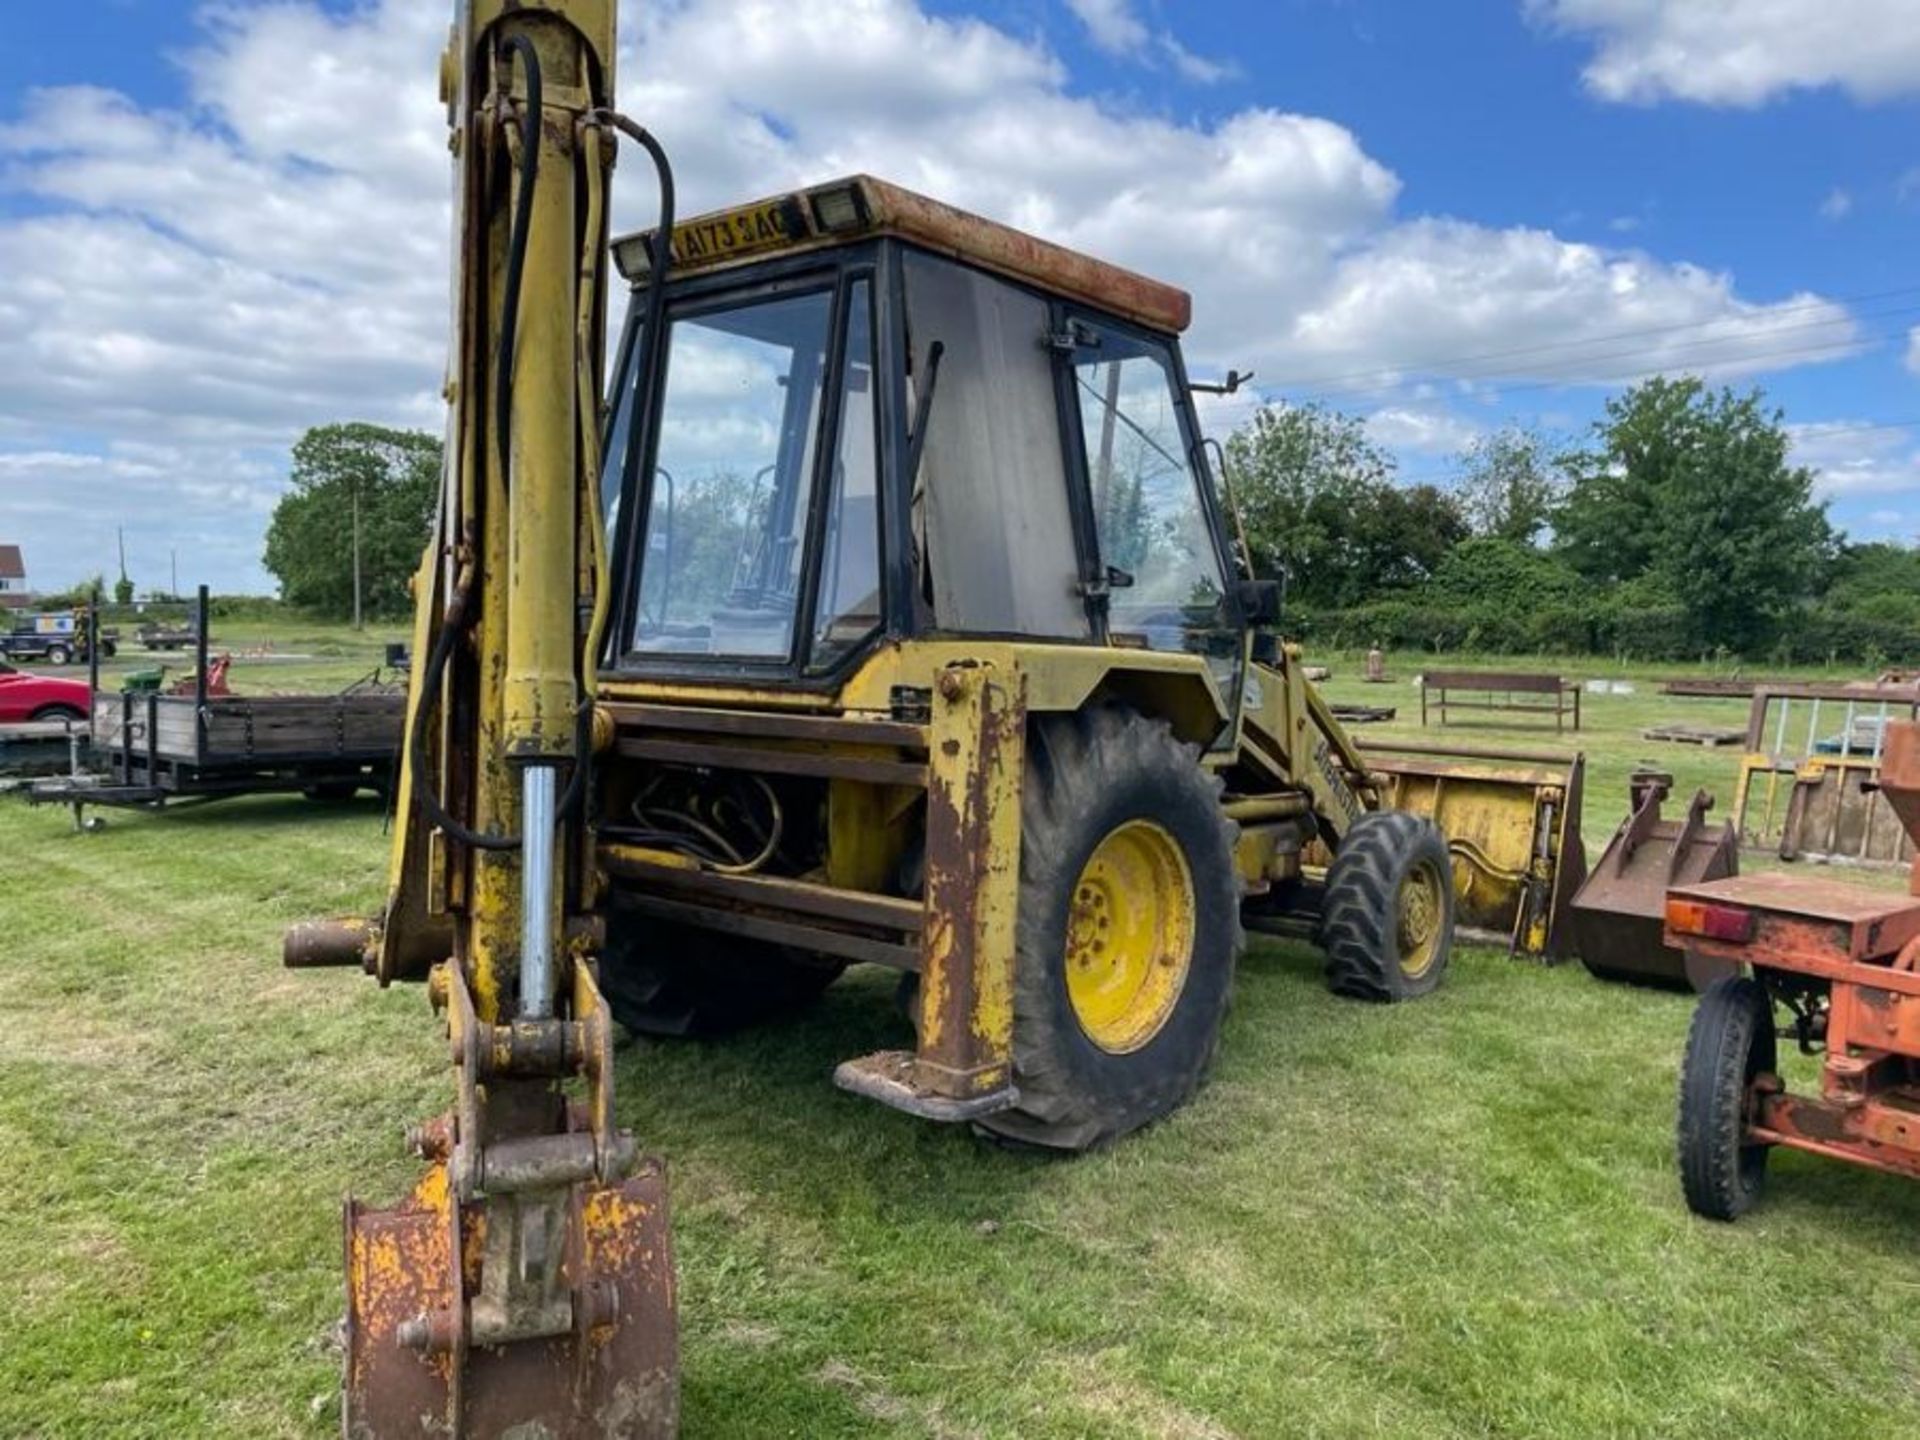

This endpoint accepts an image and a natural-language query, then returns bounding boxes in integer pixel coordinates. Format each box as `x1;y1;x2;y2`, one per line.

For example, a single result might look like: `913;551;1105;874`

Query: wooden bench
1420;670;1581;732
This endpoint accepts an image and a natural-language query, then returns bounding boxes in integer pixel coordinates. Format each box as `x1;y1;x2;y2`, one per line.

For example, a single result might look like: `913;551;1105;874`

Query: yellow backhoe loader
284;1;1588;1430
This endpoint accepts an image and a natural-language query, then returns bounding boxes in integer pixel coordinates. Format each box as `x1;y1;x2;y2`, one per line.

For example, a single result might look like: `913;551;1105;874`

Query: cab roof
613;174;1192;336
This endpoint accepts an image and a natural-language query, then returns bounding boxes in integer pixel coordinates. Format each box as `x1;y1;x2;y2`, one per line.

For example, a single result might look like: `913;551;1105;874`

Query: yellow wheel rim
1065;820;1196;1054
1397;857;1446;980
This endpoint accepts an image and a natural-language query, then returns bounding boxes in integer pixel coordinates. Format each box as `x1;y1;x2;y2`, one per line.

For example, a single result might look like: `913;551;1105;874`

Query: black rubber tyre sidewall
979;709;1240;1152
1677;974;1775;1221
1320;810;1455;1003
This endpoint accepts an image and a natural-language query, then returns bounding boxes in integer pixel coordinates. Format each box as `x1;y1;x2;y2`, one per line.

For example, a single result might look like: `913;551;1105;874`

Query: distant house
0;546;27;610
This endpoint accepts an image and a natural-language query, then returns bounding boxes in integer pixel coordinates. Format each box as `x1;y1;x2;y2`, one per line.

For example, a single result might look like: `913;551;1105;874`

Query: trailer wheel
598;907;844;1038
1320;810;1455;1002
977;706;1241;1152
1677;975;1775;1221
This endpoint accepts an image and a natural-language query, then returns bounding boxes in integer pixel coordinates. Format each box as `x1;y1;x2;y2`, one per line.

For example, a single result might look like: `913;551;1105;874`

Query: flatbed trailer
25;589;401;826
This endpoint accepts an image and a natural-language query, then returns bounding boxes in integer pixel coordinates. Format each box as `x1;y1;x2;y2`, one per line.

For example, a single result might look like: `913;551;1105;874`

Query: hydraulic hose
413;104;679;855
495;34;542;493
593;108;676;610
408;572;522;851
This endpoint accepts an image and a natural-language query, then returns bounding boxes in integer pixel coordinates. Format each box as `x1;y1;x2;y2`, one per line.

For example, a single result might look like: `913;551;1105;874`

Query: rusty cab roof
611;174;1192;336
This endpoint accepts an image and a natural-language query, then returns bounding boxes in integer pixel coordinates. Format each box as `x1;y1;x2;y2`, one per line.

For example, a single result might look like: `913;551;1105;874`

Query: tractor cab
599;175;1252;709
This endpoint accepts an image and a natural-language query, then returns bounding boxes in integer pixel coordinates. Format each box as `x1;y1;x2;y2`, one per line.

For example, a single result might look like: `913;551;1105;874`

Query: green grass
87;617;409;697
5;633;1919;1437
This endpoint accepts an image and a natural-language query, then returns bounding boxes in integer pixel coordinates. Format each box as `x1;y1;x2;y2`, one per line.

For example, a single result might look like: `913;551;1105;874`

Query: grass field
4;631;1919;1437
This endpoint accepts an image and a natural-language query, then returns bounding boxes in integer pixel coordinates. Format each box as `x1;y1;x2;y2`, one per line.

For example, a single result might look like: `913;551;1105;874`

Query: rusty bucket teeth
343;1158;677;1439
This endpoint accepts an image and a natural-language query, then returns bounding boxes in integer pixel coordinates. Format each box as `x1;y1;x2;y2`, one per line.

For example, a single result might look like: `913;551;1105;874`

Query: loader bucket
1567;772;1739;992
1361;742;1588;960
343;1155;678;1438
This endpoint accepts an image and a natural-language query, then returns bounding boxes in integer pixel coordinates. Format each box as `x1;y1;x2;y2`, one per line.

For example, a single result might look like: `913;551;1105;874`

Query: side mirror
1235;577;1283;628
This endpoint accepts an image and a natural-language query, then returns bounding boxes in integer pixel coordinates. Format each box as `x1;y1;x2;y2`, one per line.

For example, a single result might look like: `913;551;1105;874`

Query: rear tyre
1677;975;1775;1221
46;644;72;667
1320;810;1455;1002
599;906;844;1038
978;706;1241;1152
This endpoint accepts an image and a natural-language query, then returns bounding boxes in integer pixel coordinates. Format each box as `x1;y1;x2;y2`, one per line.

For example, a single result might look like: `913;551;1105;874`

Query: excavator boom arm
315;4;682;1434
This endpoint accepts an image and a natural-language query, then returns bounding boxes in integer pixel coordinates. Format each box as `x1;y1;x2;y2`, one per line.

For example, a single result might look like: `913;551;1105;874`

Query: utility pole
170;548;178;600
351;476;363;632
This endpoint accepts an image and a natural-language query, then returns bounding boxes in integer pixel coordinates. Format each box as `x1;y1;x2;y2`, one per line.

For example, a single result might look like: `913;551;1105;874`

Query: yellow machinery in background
285;4;1587;1430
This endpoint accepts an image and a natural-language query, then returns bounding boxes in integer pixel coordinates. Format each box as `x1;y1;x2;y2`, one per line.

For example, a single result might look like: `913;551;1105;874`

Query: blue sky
1;0;1917;594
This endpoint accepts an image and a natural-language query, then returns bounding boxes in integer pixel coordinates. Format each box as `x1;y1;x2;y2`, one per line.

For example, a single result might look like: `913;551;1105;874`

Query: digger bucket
1361;741;1588;959
1567;771;1739;992
344;1155;677;1438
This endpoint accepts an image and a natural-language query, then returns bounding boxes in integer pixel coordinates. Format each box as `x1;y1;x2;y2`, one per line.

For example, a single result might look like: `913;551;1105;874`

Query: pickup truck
135;621;200;651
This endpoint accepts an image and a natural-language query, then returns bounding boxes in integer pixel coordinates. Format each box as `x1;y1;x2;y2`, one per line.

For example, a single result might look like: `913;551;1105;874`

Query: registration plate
659;197;807;267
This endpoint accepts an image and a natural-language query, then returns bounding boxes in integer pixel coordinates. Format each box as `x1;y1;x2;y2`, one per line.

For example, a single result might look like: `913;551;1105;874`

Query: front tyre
1320;810;1454;1002
978;707;1241;1152
1677;975;1775;1221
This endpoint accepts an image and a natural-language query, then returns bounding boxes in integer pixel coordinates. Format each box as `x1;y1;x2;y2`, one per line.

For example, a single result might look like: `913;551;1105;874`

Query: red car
0;660;91;724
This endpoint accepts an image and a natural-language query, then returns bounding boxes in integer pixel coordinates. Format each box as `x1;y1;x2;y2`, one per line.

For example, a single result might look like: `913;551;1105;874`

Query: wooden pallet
1642;723;1746;747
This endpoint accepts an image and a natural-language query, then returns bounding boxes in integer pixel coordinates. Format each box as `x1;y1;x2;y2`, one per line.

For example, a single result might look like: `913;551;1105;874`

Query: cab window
630;287;834;660
1070;329;1228;654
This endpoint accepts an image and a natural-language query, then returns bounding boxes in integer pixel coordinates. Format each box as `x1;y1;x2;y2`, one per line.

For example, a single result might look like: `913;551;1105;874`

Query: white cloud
1062;0;1235;83
1276;222;1857;396
1820;186;1854;220
1791;422;1920;500
1065;0;1151;55
1531;0;1920;106
1907;326;1920;376
1365;407;1483;456
0;0;1860;590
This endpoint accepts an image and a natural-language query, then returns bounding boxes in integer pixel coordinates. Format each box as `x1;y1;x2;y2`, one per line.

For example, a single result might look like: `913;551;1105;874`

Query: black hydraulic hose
409;581;521;852
495;34;543;492
409;109;677;854
593;110;676;554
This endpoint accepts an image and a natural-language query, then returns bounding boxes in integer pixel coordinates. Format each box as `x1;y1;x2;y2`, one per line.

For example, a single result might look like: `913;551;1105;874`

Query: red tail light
1665;898;1755;943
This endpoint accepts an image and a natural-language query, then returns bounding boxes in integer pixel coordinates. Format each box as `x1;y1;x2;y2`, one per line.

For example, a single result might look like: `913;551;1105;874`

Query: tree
1555;377;1832;652
1222;403;1467;608
1826;540;1920;629
264;423;441;621
1454;426;1566;545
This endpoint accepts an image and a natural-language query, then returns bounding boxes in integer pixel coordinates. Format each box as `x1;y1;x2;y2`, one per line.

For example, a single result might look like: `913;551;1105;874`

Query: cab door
1058;316;1246;733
